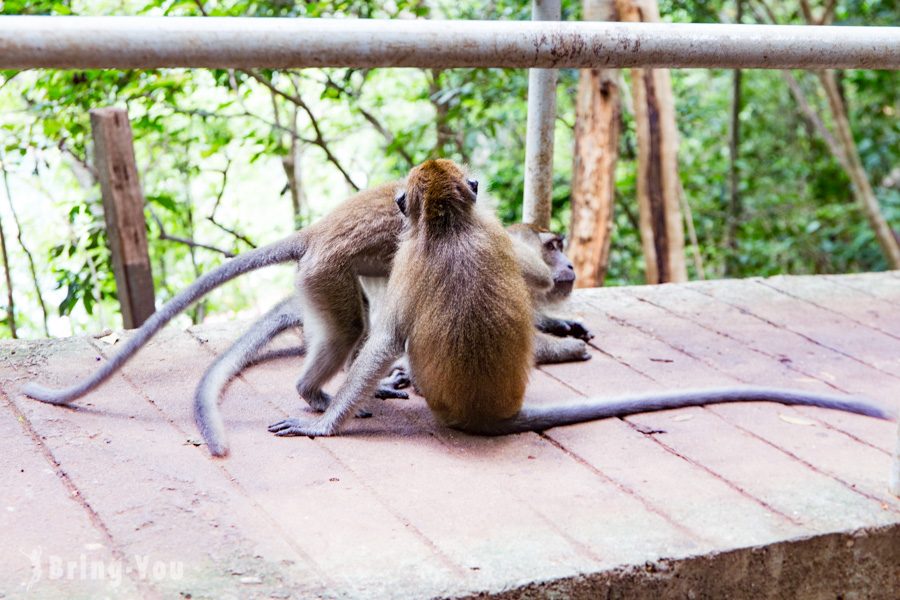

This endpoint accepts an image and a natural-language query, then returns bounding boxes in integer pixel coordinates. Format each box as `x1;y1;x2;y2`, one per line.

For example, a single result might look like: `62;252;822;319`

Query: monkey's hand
268;417;337;438
374;385;409;400
374;367;411;399
538;317;594;342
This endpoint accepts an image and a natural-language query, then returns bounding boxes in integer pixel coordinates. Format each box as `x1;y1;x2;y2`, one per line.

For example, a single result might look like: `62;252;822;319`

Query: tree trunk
569;0;621;288
725;0;743;276
616;0;687;284
817;70;900;268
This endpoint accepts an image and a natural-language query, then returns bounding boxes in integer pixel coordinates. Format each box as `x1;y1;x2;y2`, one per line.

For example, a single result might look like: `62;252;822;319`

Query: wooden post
90;107;155;329
569;0;621;288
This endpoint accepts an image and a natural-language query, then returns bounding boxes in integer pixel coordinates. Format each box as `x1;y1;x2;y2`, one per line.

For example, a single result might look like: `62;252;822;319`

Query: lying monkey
268;159;893;441
23;176;590;456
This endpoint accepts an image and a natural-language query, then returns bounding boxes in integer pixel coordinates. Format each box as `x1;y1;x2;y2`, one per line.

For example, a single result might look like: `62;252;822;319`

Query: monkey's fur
23;174;591;456
191;222;592;445
267;159;893;442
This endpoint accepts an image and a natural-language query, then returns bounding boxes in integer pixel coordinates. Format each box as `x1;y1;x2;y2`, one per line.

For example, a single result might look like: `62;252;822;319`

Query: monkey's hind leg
292;273;368;413
194;297;304;457
270;324;404;438
534;332;592;364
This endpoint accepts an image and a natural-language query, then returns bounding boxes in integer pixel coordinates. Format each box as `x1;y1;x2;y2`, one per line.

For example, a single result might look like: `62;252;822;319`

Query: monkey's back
404;217;534;429
302;181;406;277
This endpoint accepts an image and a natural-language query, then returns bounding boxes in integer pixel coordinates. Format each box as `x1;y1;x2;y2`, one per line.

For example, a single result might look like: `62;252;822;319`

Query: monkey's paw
553;338;591;362
268;417;336;438
374;385;409;400
540;318;594;342
565;320;594;342
374;368;411;399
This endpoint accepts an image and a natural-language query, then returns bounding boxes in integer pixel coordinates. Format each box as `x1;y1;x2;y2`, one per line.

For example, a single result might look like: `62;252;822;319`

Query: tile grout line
621;291;890;455
687;286;900;383
93;332;339;593
538;433;719;545
184;328;472;584
705;405;900;511
821;274;900;306
755;280;900;343
0;385;162;599
537;367;800;539
576;295;895;508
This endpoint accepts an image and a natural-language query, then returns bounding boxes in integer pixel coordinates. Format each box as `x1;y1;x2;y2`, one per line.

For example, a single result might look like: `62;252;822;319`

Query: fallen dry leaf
778;414;816;426
98;332;120;345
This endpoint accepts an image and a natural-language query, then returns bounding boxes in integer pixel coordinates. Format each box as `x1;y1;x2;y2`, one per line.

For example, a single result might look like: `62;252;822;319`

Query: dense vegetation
0;0;896;338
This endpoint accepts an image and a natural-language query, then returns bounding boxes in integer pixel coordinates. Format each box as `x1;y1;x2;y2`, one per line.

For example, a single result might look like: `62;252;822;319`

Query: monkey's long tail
22;235;306;406
195;297;304;457
473;387;895;435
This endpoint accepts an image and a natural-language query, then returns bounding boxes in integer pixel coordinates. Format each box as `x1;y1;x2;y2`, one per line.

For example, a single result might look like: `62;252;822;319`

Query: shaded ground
1;272;899;598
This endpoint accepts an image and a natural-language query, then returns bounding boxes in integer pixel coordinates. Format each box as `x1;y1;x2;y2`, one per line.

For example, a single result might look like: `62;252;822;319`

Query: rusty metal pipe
0;17;897;70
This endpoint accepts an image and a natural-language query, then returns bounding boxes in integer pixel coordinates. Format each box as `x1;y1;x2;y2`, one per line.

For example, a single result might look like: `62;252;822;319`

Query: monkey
268;159;894;443
189;221;593;428
24;180;403;457
22;173;592;456
25;160;893;457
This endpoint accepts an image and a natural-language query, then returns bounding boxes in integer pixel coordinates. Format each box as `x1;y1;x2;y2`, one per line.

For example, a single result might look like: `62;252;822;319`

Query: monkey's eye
466;179;478;194
395;191;408;216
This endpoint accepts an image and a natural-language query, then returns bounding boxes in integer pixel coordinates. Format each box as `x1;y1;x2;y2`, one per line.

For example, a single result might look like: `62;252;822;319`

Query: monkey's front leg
534;332;591;364
536;314;594;342
269;329;403;438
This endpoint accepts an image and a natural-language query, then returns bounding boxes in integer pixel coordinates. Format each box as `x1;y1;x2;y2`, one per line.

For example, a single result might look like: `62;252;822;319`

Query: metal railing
2;13;899;493
1;17;898;70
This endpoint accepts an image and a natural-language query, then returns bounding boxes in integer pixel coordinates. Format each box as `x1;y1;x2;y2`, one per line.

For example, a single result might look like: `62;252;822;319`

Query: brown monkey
25;181;404;456
192;222;593;432
23;174;591;456
268;159;893;441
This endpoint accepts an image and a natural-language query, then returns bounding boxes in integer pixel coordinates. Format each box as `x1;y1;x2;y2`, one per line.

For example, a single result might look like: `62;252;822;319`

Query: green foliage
0;0;896;338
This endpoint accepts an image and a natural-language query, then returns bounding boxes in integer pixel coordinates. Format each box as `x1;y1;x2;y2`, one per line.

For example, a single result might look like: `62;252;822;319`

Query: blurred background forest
0;0;897;339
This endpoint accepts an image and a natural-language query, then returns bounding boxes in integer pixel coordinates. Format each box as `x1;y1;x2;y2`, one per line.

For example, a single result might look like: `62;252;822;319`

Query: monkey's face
540;232;576;301
398;159;477;226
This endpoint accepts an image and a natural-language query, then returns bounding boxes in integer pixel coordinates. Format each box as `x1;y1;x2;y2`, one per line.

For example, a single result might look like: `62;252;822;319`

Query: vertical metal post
522;0;561;229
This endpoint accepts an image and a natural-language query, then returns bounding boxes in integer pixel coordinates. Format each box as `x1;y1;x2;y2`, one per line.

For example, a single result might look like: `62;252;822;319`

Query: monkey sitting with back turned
23;169;592;456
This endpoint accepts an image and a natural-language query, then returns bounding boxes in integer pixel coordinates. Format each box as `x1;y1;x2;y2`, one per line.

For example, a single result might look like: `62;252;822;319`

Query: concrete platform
1;272;898;599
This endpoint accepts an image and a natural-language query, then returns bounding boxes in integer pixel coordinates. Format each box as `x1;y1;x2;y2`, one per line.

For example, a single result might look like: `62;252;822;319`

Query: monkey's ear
395;190;408;216
466;178;478;195
538;232;557;246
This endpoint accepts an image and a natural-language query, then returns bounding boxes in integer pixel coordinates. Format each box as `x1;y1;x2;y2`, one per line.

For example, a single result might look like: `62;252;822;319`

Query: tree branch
192;1;209;17
205;161;258;249
1;153;49;335
0;206;15;338
243;69;361;191
780;71;848;169
149;208;236;258
322;73;416;167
